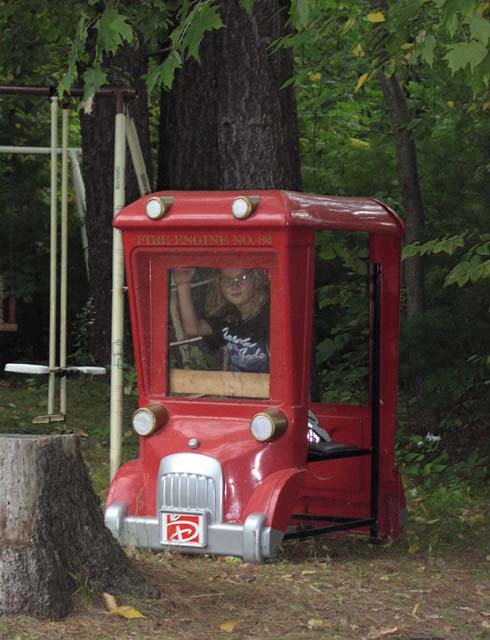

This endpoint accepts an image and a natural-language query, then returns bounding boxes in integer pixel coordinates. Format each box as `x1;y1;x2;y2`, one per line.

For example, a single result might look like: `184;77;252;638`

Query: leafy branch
403;234;490;287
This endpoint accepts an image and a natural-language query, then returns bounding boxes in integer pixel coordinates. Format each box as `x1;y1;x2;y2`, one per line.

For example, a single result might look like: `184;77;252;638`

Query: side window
312;231;370;405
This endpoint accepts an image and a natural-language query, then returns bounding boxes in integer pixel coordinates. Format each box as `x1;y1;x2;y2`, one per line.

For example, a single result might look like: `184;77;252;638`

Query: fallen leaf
481;611;490;617
220;621;240;632
367;627;399;639
110;605;145;619
102;593;145;619
102;592;117;611
308;583;322;593
411;603;420;618
301;570;317;575
482;620;490;629
307;618;324;629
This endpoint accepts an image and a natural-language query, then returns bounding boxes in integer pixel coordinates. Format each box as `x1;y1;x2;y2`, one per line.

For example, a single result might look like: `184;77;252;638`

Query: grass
0;375;489;639
0;374;139;497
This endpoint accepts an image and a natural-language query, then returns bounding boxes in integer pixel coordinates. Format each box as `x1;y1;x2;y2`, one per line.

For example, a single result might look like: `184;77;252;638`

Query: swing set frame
1;85;149;478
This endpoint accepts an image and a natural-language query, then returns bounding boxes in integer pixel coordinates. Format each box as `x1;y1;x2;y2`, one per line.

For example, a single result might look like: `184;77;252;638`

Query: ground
1;535;489;640
0;377;489;639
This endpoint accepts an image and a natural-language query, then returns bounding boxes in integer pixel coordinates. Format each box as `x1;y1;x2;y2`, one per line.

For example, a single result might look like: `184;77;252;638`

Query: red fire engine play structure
105;190;406;562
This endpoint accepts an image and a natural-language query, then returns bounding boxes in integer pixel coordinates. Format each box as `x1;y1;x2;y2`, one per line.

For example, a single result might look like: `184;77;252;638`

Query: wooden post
0;435;158;619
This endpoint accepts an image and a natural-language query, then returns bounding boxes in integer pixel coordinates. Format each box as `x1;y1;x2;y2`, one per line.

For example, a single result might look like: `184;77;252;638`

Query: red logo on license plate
163;513;204;546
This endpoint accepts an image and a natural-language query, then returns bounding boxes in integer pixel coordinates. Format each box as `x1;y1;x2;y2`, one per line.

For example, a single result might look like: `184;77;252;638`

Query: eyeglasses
219;272;253;287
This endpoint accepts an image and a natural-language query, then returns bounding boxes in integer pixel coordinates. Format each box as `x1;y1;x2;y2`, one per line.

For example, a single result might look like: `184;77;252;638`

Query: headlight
145;196;174;220
132;404;169;436
250;409;288;442
231;195;260;220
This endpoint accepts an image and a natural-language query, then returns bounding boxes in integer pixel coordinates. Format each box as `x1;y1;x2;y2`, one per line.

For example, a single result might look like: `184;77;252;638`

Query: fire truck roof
115;190;405;238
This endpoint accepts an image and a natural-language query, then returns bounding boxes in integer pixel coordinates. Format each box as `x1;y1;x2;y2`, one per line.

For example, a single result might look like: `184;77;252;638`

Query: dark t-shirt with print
206;305;269;373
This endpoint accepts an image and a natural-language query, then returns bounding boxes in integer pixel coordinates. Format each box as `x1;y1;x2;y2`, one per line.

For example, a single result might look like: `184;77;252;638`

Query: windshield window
168;266;270;399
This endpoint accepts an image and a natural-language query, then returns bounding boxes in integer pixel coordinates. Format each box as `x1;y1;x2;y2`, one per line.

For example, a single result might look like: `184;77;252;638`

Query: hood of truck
139;414;301;521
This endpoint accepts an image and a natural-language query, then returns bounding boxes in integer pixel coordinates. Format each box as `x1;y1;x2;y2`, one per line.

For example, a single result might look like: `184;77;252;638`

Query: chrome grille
157;453;224;524
161;473;217;520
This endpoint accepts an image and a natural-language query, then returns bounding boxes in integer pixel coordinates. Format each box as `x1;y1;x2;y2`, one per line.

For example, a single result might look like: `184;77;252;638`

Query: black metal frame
285;263;382;542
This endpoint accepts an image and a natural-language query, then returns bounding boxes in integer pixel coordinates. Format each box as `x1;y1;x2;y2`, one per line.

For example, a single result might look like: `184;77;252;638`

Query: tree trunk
372;0;425;318
0;434;158;619
378;72;425;317
80;35;153;364
158;0;301;190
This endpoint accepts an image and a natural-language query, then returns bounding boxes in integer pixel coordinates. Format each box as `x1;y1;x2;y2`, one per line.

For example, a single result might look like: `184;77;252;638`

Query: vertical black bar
370;263;381;539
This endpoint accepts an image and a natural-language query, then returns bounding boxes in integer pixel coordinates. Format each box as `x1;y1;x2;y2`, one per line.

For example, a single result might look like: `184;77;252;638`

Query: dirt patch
1;534;489;640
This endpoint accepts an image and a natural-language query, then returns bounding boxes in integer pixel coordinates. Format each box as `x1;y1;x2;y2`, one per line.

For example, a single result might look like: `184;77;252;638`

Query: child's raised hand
174;268;196;285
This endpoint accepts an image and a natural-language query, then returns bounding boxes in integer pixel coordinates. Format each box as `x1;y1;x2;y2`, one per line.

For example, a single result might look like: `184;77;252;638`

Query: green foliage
57;16;90;98
240;0;256;15
71;298;96;365
290;0;311;28
402;235;490;287
122;363;139;398
445;236;490;286
290;0;490;454
314;231;370;404
397;433;489;490
62;3;134;100
97;5;133;55
147;1;223;93
0;0;313;99
402;235;465;259
397;434;449;482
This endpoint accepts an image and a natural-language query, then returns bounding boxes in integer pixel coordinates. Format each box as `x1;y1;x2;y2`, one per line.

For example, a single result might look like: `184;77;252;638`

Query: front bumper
105;503;284;562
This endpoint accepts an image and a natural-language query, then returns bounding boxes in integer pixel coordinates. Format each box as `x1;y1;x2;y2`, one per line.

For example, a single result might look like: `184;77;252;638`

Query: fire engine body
105;190;405;562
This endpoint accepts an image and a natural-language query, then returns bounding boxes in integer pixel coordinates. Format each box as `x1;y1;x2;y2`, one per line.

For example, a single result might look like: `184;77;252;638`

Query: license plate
160;510;207;547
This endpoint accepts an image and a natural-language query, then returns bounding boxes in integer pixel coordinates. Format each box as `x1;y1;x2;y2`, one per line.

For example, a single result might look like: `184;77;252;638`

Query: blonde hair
205;268;269;320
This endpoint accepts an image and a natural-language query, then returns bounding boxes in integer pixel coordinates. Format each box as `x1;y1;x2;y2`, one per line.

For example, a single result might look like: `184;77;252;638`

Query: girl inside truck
174;267;270;373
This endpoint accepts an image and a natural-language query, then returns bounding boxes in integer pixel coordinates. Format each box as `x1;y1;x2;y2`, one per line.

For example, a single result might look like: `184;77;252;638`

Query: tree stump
0;434;158;619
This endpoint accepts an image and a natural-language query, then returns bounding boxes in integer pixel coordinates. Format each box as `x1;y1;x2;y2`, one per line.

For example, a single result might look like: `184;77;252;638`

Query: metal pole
59;107;69;417
369;263;381;540
69;150;90;281
0;85;136;99
0;145;81;155
110;94;127;481
125;114;151;196
48;96;58;415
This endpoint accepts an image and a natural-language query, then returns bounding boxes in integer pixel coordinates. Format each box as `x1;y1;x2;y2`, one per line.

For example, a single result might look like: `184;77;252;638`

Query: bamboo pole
48;97;58;415
110;95;127;481
59;107;69;417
